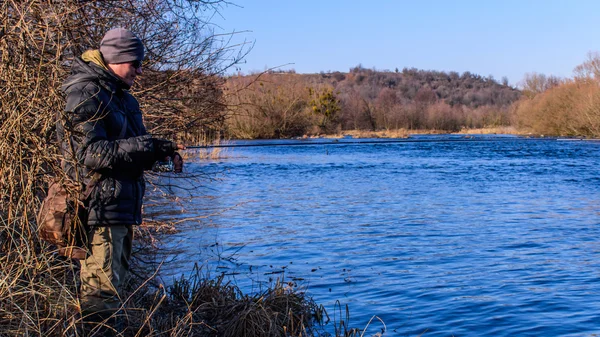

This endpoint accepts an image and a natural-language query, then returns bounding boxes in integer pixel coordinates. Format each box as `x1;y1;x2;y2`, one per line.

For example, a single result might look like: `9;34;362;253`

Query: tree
309;87;341;132
520;72;562;98
225;74;312;138
573;51;600;82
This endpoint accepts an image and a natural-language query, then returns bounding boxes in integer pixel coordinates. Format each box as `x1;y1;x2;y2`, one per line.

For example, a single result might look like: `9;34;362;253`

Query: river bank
286;126;531;141
1;214;349;337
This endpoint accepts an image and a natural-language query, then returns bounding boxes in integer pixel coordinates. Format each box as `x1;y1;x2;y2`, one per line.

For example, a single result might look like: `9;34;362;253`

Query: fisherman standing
58;28;183;334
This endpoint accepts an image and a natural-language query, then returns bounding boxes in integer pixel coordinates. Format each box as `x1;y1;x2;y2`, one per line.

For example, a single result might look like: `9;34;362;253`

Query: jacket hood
61;50;130;94
82;49;109;71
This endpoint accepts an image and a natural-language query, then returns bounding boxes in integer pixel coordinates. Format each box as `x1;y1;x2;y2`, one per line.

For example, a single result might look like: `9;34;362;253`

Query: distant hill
224;66;522;138
330;65;520;107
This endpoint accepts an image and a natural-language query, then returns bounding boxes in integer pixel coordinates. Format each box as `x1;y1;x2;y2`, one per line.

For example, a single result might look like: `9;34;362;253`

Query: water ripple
162;136;600;336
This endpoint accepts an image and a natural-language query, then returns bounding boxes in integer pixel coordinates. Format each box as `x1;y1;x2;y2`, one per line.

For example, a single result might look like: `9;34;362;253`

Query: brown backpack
36;174;99;260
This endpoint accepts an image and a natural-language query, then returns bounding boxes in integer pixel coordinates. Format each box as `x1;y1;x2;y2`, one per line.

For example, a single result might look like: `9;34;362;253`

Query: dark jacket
58;56;173;226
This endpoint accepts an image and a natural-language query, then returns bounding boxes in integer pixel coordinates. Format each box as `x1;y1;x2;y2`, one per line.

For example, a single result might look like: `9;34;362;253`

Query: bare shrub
0;1;331;336
573;51;600;82
520;72;563;98
374;87;399;129
512;79;600;136
425;102;462;131
225;73;315;138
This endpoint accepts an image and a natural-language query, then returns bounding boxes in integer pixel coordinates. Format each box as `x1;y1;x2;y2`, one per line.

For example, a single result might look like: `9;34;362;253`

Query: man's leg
79;225;133;333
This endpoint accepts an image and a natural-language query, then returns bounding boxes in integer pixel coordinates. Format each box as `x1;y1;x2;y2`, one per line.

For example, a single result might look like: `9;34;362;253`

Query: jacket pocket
99;177;116;203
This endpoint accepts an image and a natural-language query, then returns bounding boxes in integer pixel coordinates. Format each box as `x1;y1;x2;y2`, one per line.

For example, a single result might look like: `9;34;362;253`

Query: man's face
107;61;142;87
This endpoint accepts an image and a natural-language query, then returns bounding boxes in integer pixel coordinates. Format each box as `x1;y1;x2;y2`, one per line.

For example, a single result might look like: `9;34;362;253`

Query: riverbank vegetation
0;1;340;336
224;66;522;138
511;52;600;137
224;54;600;139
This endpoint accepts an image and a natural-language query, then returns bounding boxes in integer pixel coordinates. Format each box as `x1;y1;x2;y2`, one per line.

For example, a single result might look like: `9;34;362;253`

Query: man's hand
153;138;179;158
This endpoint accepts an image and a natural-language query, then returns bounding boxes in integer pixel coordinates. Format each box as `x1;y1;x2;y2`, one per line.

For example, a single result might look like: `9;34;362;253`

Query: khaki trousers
80;225;133;319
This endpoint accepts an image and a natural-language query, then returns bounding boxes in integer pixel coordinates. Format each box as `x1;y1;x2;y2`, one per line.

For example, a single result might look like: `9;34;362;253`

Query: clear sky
213;0;600;87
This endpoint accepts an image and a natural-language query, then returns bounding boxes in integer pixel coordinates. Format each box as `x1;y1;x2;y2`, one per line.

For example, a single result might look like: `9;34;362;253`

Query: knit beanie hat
100;28;144;64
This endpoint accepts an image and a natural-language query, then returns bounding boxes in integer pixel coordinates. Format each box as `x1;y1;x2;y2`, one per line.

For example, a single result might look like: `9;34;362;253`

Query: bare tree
520;72;562;97
573;51;600;82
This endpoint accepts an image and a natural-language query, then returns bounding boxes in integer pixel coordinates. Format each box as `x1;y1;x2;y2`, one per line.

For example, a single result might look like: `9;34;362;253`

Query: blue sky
213;1;600;86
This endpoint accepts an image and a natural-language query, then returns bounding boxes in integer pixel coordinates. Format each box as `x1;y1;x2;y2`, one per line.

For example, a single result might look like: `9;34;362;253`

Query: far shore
204;127;581;146
307;126;536;140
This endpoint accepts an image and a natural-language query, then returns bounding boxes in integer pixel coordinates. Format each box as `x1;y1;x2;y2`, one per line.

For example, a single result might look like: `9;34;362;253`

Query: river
154;135;600;336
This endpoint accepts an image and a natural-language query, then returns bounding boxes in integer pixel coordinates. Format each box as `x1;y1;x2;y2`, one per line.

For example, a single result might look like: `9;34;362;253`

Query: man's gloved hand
153;138;177;159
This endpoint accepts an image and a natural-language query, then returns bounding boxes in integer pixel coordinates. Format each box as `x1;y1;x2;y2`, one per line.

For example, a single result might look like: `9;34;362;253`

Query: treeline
512;52;600;137
224;66;522;138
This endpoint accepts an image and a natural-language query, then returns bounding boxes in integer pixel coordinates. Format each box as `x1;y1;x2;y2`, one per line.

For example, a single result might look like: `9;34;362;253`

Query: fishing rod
156;136;588;172
183;136;562;149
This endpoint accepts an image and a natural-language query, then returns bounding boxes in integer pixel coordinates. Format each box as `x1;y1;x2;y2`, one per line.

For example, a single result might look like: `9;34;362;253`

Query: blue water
155;135;600;336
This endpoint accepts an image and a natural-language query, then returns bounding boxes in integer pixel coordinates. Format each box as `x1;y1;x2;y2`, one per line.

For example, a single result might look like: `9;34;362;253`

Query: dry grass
453;126;524;135
325;126;524;137
322;129;410;139
118;264;324;337
166;274;320;337
320;127;523;138
190;138;230;161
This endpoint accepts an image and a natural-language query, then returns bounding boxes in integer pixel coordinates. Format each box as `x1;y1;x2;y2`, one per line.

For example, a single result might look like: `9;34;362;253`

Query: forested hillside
225;65;521;138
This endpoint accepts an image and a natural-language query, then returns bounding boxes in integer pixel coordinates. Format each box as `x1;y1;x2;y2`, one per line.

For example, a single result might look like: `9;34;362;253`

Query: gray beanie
100;28;144;64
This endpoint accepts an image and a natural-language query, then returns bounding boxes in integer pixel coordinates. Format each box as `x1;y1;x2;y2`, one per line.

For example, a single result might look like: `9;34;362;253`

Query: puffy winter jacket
58;53;174;226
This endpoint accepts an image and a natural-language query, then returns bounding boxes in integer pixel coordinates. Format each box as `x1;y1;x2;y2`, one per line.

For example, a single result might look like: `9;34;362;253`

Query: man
58;28;182;331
